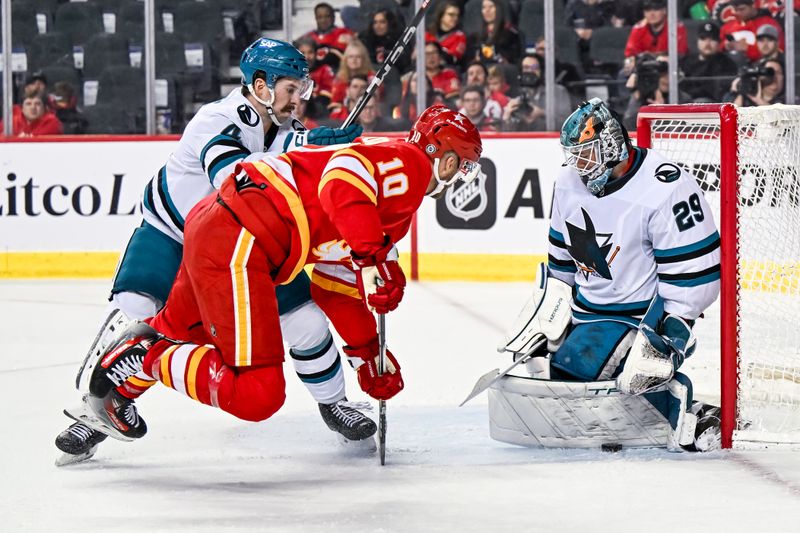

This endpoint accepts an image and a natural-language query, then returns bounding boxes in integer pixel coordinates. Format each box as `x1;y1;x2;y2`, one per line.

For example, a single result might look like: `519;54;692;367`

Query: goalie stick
377;313;388;465
342;0;435;128
459;336;547;407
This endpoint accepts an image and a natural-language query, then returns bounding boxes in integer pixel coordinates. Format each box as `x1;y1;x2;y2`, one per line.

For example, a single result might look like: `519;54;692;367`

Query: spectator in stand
48;81;87;134
301;2;354;69
462;61;503;120
726;57;784;106
13;91;63;136
624;0;688;59
393;71;438;122
426;0;468;68
680;22;739;103
754;24;783;63
501;54;572;132
565;0;613;42
359;9;410;73
328;75;369;122
467;0;522;66
486;64;511;108
296;37;336;119
533;35;584;99
23;72;48;104
424;40;461;107
330;39;375;107
358;98;408;132
720;0;782;64
624;53;691;129
459;85;497;131
610;0;644;26
295;99;320;130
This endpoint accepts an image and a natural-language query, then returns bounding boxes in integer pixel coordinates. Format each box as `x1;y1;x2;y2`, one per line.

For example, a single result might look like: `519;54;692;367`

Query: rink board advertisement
0;134;563;280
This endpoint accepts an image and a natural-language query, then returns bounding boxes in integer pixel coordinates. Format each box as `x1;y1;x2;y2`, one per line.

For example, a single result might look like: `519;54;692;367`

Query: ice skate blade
55;445;99;467
63;397;134;443
335;433;377;455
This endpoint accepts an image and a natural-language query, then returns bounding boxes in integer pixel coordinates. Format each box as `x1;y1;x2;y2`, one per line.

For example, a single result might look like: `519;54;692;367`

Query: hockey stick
458;337;547;407
342;0;436;128
377;313;387;466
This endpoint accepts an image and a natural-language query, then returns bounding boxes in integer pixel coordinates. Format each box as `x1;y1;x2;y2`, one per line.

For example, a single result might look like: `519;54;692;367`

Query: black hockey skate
88;320;160;398
318;399;377;441
54;422;108;466
64;390;148;442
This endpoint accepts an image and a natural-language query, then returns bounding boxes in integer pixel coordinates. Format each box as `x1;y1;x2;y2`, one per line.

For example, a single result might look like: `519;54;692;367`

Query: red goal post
637;103;800;449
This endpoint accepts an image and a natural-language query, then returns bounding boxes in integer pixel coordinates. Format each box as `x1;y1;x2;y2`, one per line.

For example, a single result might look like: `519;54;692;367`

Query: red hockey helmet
407;104;483;196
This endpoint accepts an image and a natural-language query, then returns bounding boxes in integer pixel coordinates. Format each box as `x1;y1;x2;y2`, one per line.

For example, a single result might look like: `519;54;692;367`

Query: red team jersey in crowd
431;68;461;100
310;63;336;100
624;20;688;58
304;26;354;60
429;30;468;64
720;14;783;61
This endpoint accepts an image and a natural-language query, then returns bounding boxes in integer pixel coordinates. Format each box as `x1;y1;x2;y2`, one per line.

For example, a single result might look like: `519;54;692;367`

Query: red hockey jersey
220;138;432;346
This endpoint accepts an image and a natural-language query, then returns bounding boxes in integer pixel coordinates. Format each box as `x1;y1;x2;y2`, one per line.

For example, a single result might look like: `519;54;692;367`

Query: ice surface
2;280;799;532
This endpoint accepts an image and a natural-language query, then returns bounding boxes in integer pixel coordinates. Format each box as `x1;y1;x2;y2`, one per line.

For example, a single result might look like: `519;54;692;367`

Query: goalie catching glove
617;314;696;395
351;237;406;314
344;339;404;400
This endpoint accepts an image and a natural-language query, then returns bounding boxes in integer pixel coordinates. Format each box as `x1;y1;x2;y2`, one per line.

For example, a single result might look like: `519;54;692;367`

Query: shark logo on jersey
237;104;260;127
566;208;621;280
654;163;681;183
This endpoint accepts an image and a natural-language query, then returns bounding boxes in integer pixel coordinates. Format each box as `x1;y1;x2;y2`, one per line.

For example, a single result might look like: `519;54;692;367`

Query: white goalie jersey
141;88;306;243
547;147;720;324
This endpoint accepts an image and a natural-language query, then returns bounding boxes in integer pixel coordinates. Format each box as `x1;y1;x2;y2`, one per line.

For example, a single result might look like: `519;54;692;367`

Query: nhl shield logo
445;171;487;221
436;157;496;230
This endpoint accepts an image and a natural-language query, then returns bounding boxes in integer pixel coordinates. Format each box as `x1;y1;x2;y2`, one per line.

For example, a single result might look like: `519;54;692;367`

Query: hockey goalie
487;98;722;452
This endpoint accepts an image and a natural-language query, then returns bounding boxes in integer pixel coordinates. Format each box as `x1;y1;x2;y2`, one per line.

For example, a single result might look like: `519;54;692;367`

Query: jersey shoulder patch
237;104;260;127
653;162;681;184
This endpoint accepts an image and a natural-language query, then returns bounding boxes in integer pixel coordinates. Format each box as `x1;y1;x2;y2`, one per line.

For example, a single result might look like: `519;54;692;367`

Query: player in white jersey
55;39;370;465
503;99;721;451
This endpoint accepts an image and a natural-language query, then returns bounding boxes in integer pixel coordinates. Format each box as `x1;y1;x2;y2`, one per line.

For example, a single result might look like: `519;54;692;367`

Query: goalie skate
63;391;146;443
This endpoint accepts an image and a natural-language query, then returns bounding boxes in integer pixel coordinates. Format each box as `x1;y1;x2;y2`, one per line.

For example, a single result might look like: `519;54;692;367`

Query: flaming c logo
578;117;596;143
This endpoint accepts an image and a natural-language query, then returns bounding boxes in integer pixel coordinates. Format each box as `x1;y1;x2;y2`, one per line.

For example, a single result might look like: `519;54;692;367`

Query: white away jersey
142;89;306;242
548;148;720;324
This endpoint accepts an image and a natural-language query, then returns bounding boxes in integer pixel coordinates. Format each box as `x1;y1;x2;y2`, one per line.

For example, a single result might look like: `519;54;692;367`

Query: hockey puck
601;443;622;453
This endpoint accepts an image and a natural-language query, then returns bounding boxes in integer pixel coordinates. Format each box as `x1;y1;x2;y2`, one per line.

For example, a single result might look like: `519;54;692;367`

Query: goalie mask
407;104;483;197
560;98;630;196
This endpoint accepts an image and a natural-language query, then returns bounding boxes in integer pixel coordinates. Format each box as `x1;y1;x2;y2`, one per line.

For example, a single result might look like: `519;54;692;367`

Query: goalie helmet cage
637;103;800;449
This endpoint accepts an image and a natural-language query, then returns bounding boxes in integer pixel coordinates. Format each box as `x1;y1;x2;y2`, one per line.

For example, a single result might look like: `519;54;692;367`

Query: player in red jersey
83;105;483;436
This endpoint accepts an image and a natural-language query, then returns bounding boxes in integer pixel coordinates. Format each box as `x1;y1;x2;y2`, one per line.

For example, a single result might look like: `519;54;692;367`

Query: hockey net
637;104;800;449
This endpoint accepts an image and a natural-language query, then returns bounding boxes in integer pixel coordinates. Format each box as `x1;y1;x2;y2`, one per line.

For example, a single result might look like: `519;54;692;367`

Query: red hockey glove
344;341;404;401
351;238;406;314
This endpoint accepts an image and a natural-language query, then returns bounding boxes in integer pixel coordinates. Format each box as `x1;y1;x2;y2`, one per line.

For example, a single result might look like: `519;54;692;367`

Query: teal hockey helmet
240;38;310;88
560;98;630;196
240;38;313;125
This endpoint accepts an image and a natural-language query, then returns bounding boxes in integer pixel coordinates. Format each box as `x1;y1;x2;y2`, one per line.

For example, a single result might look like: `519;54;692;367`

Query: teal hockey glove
307;124;363;145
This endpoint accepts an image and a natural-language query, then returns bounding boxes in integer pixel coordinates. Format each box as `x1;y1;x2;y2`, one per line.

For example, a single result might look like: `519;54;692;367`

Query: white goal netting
643;104;800;446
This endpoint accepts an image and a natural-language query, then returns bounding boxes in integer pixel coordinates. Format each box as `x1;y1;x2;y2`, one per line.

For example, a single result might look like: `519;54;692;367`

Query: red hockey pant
144;195;289;422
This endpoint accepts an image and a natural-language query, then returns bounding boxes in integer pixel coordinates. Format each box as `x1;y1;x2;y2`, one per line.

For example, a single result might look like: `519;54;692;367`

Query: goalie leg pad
644;372;697;452
499;263;572;354
550;321;636;381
